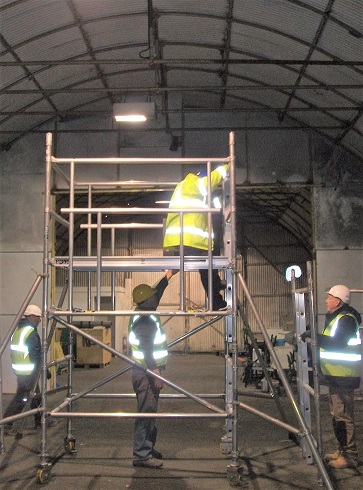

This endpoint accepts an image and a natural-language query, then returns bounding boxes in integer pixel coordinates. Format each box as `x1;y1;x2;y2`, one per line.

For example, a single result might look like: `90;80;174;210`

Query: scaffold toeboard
51;255;230;272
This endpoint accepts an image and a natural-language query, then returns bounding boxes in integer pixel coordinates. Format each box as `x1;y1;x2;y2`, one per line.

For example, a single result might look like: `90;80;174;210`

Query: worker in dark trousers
129;270;172;468
3;305;43;433
302;284;361;469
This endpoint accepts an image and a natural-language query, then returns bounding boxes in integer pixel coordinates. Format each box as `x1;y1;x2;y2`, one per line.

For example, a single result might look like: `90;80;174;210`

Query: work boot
328;455;358;469
214;300;227;310
324;450;341;461
133;457;163;468
152;449;163;459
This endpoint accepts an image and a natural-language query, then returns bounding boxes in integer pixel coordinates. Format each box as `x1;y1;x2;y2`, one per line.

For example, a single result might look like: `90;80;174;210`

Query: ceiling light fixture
113;102;156;122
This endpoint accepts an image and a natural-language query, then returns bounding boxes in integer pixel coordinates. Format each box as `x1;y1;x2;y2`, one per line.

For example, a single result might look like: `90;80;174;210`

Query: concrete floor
1;353;362;489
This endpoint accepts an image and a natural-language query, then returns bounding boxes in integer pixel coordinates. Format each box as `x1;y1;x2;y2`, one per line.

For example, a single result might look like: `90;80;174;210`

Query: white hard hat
327;285;350;305
24;304;42;317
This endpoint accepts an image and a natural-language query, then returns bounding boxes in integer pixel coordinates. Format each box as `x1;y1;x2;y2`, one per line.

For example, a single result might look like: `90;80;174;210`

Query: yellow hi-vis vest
320;313;361;377
10;324;36;375
163;165;228;251
128;314;168;368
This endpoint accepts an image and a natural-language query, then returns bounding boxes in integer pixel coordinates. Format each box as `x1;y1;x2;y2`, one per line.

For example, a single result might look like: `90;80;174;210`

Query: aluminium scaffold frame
39;130;240;484
0;131;335;489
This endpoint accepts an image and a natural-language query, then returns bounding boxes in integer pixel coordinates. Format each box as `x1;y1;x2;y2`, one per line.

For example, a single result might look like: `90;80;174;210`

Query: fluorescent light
115;114;147;122
113;102;155;122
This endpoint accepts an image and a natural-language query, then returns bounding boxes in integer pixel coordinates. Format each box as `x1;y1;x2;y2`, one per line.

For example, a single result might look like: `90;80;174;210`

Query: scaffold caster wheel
36;466;51;484
227;463;247;487
64;437;77;454
220;435;232;455
220;442;232;455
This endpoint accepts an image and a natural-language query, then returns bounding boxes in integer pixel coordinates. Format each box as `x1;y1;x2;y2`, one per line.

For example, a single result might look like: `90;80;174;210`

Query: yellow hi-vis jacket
319;312;361;378
163;164;229;251
11;323;37;375
128;314;168;368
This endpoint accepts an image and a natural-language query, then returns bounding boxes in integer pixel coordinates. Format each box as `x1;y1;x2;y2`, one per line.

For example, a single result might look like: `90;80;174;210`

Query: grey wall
312;137;363;327
0;135;45;391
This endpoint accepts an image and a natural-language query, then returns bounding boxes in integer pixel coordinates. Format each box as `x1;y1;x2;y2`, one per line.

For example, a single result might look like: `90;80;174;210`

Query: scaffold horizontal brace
51;255;230;271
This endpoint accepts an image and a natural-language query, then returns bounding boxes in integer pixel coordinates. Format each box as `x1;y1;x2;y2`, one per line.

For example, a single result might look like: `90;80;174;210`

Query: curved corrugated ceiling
0;0;362;162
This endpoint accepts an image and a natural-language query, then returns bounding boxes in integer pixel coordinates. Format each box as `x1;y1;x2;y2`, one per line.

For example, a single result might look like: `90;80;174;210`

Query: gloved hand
300;330;311;342
47;368;52;380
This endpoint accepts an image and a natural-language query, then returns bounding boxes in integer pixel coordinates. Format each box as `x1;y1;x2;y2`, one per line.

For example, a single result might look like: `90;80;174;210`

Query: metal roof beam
0;106;360;116
1;59;362;66
0;32;60;120
67;0;114;105
2;85;361;94
280;0;335;121
219;0;234;108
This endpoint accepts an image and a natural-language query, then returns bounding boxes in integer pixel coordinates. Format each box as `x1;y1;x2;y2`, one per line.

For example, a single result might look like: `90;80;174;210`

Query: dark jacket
11;318;41;375
131;277;169;371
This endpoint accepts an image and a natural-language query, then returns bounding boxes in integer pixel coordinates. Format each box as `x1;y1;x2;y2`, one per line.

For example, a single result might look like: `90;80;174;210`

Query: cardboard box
76;327;112;366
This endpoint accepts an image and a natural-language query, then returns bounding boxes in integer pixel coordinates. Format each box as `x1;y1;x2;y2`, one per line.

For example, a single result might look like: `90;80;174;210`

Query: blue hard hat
197;169;208;178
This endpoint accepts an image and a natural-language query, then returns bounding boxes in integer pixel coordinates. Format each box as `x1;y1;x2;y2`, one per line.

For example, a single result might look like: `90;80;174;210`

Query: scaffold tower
0;131;335;489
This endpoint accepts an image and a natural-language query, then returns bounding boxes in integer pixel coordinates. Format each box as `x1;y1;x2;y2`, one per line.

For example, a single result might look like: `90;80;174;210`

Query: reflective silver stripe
165;226;213;239
330;318;339;336
150;315;160;328
154;332;166;345
348;331;361;345
11;345;28;352
132;351;168;361
129;331;139;345
11;325;33;357
154;350;168;360
216;165;227;178
129;315;165;348
320;352;361;361
170;197;206;208
330;314;360;345
198;177;207;197
213;196;222;209
12;363;35;371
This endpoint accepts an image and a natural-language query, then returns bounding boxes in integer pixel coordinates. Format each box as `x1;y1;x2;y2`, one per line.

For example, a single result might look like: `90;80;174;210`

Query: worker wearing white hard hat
303;285;361;469
3;305;44;434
